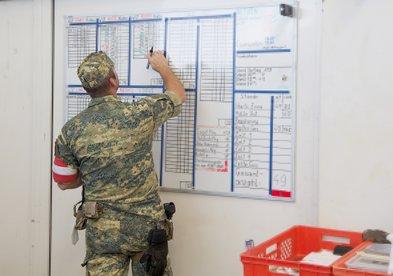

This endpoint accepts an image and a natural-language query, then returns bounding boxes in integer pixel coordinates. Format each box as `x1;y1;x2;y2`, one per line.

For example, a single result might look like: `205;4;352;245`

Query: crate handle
266;243;277;255
269;265;299;275
322;235;350;244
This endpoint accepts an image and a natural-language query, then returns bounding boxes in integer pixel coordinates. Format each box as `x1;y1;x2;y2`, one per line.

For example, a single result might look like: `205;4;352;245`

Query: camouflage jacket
55;91;182;219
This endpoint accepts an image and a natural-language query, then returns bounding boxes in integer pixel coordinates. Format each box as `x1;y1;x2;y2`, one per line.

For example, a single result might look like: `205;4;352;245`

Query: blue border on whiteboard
68;85;84;88
131;18;162;23
269;96;274;195
128;18;132;85
231;12;237;192
69;22;97;26
237;49;291;54
192;22;200;189
159;18;169;187
95;19;99;51
99;20;129;25
235;90;289;94
68;92;89;96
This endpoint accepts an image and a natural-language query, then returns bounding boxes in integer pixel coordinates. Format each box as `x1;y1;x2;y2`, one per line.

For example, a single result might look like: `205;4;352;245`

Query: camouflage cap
77;51;115;89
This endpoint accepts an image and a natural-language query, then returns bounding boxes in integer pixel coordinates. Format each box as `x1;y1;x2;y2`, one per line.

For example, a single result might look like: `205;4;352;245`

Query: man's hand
146;51;185;103
147;51;170;76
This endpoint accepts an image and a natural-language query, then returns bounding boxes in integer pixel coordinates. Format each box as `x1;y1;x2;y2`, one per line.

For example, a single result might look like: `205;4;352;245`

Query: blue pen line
128;18;131;85
68;92;88;96
164;18;168;55
269;96;275;195
99;20;129;25
237;49;291;54
95;19;99;51
191;22;200;189
160;18;169;187
231;12;236;192
69;22;97;26
234;90;290;94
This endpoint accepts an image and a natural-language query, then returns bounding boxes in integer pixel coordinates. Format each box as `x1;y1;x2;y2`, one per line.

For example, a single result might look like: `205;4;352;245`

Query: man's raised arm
147;51;185;103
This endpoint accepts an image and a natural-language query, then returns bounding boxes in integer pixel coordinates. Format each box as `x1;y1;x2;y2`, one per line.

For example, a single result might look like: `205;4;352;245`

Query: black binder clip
280;4;293;17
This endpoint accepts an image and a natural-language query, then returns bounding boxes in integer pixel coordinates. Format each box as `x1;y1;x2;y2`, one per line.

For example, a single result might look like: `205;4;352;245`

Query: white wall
0;0;52;275
319;0;393;232
52;1;321;276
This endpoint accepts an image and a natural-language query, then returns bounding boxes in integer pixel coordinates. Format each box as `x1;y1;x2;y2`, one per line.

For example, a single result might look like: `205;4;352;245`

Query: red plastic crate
240;225;362;276
333;241;390;276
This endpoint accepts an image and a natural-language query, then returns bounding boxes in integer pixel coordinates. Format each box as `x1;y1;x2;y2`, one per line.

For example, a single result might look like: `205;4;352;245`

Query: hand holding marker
146;47;167;69
146;46;154;69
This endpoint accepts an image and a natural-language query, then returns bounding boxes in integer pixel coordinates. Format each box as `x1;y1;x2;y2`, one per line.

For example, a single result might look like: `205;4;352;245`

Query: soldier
52;50;185;276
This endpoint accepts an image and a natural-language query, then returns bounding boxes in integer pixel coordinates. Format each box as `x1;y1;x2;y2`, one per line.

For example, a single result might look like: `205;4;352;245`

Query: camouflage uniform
55;51;182;276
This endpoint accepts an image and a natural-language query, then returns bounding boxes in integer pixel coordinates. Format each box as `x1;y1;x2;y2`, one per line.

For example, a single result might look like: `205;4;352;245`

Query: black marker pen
146;46;153;69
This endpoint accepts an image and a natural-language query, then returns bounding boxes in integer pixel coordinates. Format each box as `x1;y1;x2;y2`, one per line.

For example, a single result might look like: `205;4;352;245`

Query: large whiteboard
64;2;297;200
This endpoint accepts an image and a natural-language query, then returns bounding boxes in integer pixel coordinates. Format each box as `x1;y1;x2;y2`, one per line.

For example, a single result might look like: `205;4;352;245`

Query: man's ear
108;77;117;87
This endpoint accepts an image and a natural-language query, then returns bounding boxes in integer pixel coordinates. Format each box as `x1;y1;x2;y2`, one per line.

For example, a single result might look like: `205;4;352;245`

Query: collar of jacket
88;95;121;108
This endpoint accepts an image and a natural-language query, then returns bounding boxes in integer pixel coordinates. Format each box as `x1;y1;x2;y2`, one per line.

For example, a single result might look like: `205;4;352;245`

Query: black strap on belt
81;185;85;204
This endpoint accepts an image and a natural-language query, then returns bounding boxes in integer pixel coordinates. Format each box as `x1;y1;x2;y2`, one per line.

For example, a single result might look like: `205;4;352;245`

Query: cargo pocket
85;218;121;255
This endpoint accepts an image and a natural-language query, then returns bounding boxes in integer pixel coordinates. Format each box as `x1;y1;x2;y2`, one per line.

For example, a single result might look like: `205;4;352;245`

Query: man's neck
90;89;116;98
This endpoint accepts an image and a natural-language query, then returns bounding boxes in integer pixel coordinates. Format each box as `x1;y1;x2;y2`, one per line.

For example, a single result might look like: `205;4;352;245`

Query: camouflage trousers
84;209;173;276
86;254;173;276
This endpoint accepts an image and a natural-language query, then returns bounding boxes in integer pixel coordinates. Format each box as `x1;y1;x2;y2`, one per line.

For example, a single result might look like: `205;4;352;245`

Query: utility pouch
82;201;103;219
140;228;168;276
73;201;87;230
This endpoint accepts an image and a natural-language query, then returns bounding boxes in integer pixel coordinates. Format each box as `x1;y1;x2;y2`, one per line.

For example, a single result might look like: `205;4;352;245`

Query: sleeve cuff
165;90;183;117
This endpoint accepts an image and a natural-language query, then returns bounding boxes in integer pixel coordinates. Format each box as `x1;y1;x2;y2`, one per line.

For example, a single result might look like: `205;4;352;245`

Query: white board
64;2;297;200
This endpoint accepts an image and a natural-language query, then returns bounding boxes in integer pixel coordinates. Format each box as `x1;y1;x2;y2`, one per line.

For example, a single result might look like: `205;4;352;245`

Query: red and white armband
52;157;78;183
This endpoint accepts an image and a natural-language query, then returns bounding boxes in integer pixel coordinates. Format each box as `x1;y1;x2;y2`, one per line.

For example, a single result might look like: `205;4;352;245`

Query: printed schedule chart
65;2;297;200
